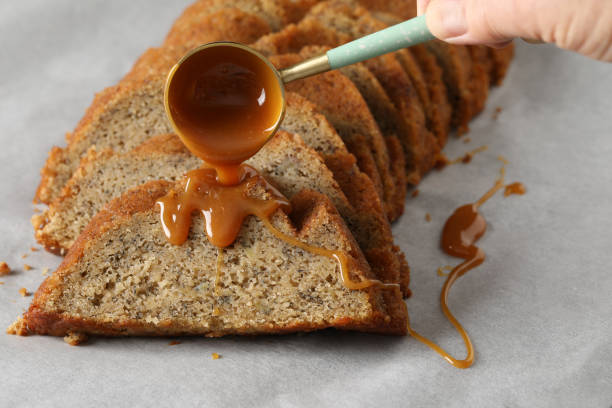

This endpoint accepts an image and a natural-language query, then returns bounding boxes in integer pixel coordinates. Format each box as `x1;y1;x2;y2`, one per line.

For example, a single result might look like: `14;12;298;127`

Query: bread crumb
434;153;449;170
64;331;88;346
437;266;452;277
463;137;471;144
169;340;181;346
212;307;221;316
19;287;31;297
425;213;432;222
451;145;488;165
493;106;503;120
0;281;4;285
212;353;221;360
21;254;28;259
411;189;419;198
30;247;39;252
23;264;33;271
42;267;50;276
0;262;10;276
6;317;28;336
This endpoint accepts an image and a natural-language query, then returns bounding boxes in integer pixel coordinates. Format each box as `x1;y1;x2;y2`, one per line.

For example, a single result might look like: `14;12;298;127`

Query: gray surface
1;1;611;407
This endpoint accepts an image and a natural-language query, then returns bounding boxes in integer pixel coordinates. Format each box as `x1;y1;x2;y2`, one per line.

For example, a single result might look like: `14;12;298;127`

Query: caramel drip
259;217;396;291
156;164;291;248
504;182;526;197
408;157;509;369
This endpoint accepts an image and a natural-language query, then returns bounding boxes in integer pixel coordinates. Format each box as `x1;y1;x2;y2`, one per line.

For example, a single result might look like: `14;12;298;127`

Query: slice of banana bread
20;181;408;338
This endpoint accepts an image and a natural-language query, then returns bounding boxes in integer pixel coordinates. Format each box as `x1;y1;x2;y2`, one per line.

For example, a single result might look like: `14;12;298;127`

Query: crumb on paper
30;247;39;252
19;287;31;297
64;331;88;346
434;153;449;170
425;213;432;222
21;254;28;259
212;353;221;360
411;189;419;198
461;153;473;164
493;106;503;120
0;281;4;285
42;267;49;276
169;340;181;346
23;264;33;271
0;262;10;276
437;266;452;277
463;137;471;144
7;317;28;336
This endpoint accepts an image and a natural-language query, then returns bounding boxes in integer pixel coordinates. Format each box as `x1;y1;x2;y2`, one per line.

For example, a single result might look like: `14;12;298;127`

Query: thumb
422;0;612;61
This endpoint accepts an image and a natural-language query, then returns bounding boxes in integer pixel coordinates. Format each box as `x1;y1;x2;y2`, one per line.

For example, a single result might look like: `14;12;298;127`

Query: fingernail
426;0;468;40
417;0;430;16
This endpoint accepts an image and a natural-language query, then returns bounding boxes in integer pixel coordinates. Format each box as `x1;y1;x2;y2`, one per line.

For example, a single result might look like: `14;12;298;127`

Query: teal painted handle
326;15;434;70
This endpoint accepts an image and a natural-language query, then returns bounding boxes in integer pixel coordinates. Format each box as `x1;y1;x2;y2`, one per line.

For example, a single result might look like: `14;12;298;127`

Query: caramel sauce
157;165;290;247
504;182;526;197
165;45;284;185
408;157;509;369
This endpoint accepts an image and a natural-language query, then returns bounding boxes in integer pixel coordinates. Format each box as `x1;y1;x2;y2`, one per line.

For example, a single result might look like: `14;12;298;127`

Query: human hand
418;0;612;62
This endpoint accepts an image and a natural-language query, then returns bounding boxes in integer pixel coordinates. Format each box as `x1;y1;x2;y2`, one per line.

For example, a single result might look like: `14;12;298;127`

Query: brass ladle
164;15;434;174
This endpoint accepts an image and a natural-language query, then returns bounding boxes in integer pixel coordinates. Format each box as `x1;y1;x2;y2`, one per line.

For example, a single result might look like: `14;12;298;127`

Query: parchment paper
1;1;611;407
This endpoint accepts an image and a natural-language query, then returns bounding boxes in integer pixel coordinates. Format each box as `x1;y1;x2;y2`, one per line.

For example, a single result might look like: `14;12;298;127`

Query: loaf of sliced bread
20;0;518;343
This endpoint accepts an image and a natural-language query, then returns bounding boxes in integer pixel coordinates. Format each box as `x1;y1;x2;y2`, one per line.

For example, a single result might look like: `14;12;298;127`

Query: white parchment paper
1;1;611;407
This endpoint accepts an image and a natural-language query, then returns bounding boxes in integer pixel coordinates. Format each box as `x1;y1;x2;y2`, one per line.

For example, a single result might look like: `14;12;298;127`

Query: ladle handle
280;15;434;83
327;15;434;69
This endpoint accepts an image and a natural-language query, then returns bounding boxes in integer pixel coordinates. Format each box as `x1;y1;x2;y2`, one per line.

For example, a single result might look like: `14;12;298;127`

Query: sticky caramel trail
408;157;509;369
259;217;395;291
